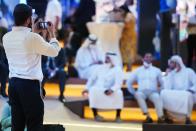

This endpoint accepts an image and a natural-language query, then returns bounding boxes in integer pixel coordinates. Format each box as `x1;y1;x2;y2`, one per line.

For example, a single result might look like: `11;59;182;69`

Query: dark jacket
42;48;66;70
0;27;8;72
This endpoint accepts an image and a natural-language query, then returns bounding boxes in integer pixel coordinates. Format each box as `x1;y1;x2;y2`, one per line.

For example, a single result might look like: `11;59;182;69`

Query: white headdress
170;55;185;69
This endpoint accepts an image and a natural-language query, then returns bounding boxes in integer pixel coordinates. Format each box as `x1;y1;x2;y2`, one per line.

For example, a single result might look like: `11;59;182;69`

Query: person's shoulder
135;66;144;72
112;66;123;76
77;46;86;53
152;65;161;71
2;31;11;40
186;68;196;74
27;32;40;37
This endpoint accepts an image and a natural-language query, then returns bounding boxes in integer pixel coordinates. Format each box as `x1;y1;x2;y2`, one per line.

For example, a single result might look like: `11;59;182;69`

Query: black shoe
143;116;153;123
58;95;66;103
185;118;193;125
95;115;104;122
165;117;173;124
115;116;122;123
157;117;166;124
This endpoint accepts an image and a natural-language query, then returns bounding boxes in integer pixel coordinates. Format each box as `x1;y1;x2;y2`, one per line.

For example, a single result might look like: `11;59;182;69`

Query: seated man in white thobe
162;58;176;90
82;53;124;122
75;34;105;79
126;53;165;123
161;55;196;124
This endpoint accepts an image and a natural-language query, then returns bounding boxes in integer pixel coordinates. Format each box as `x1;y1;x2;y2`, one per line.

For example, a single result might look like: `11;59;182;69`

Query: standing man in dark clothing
3;4;60;131
68;0;96;57
187;7;196;68
0;27;8;97
159;0;177;70
72;0;96;39
27;0;48;17
42;48;67;102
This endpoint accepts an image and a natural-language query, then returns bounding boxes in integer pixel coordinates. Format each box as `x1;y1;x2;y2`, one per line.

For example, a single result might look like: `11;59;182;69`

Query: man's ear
26;17;32;25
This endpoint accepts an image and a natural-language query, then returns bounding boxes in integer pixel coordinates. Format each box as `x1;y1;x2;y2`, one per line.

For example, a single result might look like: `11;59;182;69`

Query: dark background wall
137;0;160;57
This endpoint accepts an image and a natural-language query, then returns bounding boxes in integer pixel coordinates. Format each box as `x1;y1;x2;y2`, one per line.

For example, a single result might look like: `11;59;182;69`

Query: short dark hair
13;4;32;26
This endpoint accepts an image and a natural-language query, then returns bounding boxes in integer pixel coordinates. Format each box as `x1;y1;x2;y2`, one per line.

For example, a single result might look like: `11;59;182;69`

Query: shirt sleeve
126;70;137;94
31;33;60;57
86;74;97;90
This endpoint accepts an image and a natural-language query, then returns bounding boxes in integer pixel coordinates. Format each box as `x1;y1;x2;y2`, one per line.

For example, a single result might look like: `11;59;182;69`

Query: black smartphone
38;22;51;29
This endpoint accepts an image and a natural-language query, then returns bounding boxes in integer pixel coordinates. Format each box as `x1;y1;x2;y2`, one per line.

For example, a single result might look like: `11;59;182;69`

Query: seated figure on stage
42;48;67;102
126;53;166;123
82;53;124;122
161;55;196;124
75;34;105;80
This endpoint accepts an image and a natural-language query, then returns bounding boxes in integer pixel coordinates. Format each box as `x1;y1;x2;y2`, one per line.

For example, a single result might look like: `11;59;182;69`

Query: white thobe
126;65;164;117
161;68;196;116
45;0;62;29
127;66;163;94
75;45;105;80
86;65;124;109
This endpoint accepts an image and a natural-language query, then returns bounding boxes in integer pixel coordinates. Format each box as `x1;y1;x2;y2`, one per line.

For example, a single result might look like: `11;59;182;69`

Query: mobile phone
38;22;51;29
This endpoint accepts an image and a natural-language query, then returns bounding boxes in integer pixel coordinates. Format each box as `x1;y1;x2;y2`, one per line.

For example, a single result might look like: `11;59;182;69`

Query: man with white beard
75;34;105;80
161;55;196;124
126;53;166;123
82;53;124;122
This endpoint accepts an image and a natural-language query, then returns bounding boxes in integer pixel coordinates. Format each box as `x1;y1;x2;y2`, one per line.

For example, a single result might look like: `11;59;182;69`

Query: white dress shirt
127;65;163;94
3;26;60;81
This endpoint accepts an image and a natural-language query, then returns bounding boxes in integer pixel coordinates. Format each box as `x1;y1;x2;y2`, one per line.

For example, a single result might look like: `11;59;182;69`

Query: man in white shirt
45;0;62;30
161;55;196;124
82;53;124;122
3;4;60;131
75;34;105;80
126;53;165;123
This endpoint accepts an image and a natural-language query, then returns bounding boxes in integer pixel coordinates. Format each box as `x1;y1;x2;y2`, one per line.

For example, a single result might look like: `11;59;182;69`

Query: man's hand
97;61;103;64
104;89;114;96
82;89;89;97
187;89;194;94
32;18;42;34
47;22;56;39
90;61;103;67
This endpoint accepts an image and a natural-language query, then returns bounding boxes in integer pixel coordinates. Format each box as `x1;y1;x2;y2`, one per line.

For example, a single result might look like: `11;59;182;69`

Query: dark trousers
187;34;196;67
42;70;67;96
0;68;8;95
8;78;44;131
